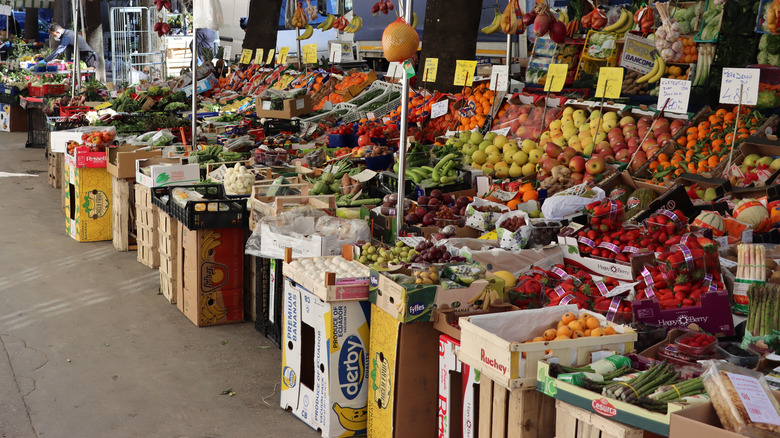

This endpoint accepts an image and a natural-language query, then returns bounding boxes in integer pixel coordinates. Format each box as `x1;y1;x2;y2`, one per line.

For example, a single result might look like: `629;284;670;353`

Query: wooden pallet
555;400;643;438
112;177;137;251
47;147;63;189
158;211;179;304
478;377;555;438
135;184;159;268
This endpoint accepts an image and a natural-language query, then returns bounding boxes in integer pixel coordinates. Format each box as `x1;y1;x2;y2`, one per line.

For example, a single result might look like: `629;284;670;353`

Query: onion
550;20;566;44
382;18;420;62
523;11;537;27
533;13;552;37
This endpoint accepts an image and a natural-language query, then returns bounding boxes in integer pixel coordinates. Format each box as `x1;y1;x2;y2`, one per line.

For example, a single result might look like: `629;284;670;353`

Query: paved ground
0;133;319;438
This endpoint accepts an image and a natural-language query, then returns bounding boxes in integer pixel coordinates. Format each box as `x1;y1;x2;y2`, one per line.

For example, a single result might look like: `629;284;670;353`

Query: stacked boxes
158;211;179;304
134;184;159;268
63;152;113;242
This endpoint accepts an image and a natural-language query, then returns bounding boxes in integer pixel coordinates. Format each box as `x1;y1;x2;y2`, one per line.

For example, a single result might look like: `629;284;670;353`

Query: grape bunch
411;241;466;264
359;241;417;269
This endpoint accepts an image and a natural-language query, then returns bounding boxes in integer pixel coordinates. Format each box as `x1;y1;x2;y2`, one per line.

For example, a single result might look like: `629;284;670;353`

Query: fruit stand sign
544;64;567;93
454;60;478;87
595;67;624;99
658;78;691;114
254;49;264;65
302;44;317;64
266;49;275;65
222;45;232;61
278;47;290;64
489;65;509;91
386;62;403;78
329;43;342;64
720;68;760;106
431;100;448;119
619;33;655;74
423;58;438;82
239;49;252;64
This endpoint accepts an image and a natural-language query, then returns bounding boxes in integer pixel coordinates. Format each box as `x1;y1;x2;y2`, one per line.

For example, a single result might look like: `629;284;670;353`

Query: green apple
469;131;484;145
479;140;493;151
472;150;487;165
485;132;497;142
771;158;780;171
462;143;477;156
459;131;471;143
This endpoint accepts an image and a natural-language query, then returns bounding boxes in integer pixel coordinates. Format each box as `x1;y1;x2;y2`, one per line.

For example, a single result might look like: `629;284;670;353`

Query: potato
766;258;778;270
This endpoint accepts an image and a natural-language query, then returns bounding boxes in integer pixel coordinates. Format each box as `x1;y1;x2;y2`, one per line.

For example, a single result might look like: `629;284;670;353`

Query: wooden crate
555;400;643;438
248;194;336;229
112;177;137;252
137;242;160;269
47;147;63;189
478;377;555;438
158;211;179;304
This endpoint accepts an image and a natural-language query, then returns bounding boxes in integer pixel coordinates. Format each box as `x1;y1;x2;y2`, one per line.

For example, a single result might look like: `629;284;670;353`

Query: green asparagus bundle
746;283;780;337
639;377;706;413
602;363;680;404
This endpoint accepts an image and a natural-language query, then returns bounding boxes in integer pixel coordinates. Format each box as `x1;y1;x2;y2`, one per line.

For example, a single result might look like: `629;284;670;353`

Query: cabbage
767;35;780;55
758;51;770;65
760;34;769;51
757;91;778;110
769;53;780;67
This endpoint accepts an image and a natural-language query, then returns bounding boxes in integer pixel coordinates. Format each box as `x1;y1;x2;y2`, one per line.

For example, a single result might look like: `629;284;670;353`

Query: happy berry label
607;297;622;322
551;267;568;279
595;281;610;296
578;237;596;248
560;295;576;305
598;242;620;253
622;246;639;254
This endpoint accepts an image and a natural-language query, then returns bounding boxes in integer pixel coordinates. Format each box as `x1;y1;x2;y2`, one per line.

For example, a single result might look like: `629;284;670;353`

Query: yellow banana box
367;304;440;438
281;277;371;438
177;223;245;327
63;153;113;242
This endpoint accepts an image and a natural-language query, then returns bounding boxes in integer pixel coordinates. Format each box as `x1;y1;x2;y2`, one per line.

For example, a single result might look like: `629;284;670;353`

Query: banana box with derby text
176;223;244;327
64;151;113;242
280;277;371;438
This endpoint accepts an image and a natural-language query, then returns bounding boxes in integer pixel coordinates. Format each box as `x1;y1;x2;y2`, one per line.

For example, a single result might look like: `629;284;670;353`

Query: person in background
192;27;215;64
44;23;96;67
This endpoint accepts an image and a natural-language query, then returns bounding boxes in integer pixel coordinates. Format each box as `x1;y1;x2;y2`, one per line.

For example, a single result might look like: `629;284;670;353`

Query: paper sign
720;68;760;106
266;49;275;65
544;64;568;92
619;33;656;74
254;48;264;65
454;60;478;87
431;100;448;119
302;44;317;64
658;78;691;114
329;43;342;64
423;58;438;82
489;65;509;91
222;45;232;61
94;102;112;110
386;62;404;78
278;47;290;64
239;49;252;64
595;67;624;99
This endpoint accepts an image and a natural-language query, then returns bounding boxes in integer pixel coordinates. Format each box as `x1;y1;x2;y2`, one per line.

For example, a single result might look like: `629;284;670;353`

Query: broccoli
757;91;778;110
760;34;769;51
164;102;188;111
758;50;770;65
769;53;780;67
767;35;780;55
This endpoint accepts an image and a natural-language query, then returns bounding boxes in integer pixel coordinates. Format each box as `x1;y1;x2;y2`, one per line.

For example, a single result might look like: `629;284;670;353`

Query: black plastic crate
151;184;248;231
25;108;47;148
262;119;300;136
253;257;282;348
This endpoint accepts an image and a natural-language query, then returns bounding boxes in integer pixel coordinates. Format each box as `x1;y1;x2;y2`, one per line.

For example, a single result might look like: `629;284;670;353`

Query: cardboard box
0;102;27;132
135;156;200;187
106;145;162;179
433;304;520;341
668;391;780;438
557;231;655;281
181;74;217;97
282;249;370;302
368;304;440;438
281;277;371;438
439;334;463;438
256;95;313;119
64;153;113;242
633;290;735;337
177;223;244;327
462;361;480;438
458;306;636;389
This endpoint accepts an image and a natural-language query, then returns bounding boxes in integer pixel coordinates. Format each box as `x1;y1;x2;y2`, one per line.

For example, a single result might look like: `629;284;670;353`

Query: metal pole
71;0;79;98
296;28;302;70
191;28;197;150
395;0;413;239
505;33;511;90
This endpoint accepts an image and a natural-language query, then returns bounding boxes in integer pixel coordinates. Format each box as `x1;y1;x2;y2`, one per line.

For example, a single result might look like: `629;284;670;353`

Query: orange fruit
557;320;565;329
554;335;571;341
584;329;592;337
590;328;605;337
543;329;557;341
561;312;576;325
568;320;584;332
557;326;573;338
572;330;585;339
532;336;547;342
585;317;600;330
604;326;617;335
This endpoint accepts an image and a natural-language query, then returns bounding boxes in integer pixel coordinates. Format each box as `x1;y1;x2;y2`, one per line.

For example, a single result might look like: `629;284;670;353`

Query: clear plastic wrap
700;359;780;437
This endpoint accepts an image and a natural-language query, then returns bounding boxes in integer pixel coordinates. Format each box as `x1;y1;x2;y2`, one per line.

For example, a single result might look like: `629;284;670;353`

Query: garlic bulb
223;163;255;195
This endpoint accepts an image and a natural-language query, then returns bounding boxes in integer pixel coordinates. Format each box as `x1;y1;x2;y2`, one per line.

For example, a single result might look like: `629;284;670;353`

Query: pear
703;188;718;202
509;162;523;178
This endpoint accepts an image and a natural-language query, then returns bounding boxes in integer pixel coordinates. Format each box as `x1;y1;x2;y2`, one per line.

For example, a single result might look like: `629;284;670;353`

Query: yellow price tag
278;47;290;65
266;49;275;65
239;48;253;64
423;58;438;82
595;67;624;99
302;44;317;64
544;64;568;93
94;102;112;110
254;48;264;65
453;60;477;87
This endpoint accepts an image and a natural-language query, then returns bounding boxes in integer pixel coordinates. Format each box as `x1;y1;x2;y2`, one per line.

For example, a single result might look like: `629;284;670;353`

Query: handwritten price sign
658;78;691;114
423;58;438;82
489;65;508;91
595;67;624;99
278;47;290;65
302;44;317;64
453;60;478;87
266;49;275;65
544;64;568;93
239;49;253;64
720;68;759;106
254;49;264;65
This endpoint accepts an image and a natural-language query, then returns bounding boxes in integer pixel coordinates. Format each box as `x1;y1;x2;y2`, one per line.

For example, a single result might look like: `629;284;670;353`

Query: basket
60;106;90;117
151;184;248;230
27;84;43;97
43;84;66;95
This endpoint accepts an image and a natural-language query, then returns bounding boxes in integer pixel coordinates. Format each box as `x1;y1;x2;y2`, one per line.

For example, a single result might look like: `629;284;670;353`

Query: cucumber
405;170;421;184
434;153;458;172
421;165;435;173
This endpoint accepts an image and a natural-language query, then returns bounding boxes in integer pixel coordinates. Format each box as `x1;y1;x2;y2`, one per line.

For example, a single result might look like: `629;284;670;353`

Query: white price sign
489;65;508;92
719;68;760;106
329;43;342;64
386;62;403;78
222;45;232;61
657;78;691;114
431;100;448;119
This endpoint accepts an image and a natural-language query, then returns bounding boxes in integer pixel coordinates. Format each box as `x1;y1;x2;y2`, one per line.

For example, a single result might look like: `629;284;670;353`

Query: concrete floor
0;133;320;438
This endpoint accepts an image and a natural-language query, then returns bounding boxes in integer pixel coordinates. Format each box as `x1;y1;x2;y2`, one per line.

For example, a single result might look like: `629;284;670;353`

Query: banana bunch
636;53;666;84
481;8;501;34
343;15;363;33
317;14;335;31
200;230;222;262
467;284;501;311
601;8;634;34
297;24;314;40
557;8;569;25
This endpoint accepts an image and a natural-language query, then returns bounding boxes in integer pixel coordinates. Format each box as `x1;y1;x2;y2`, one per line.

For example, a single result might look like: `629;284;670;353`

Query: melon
491;271;517;290
693;211;725;236
734;199;770;230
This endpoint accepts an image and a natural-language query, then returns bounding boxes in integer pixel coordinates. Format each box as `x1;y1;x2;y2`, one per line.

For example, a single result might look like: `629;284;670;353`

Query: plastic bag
150;129;175;147
541;185;605;220
193;0;223;30
465;198;510;231
701;359;780;437
495;210;533;251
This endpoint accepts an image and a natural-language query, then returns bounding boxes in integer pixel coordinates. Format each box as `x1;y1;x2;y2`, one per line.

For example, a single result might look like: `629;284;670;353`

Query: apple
545;142;563;158
655;118;670;131
569;156;586;173
637;116;652;128
619;116;636;127
656;132;672;144
612;141;627;151
744;154;761;167
630;154;647;172
559;151;575;167
570;172;584;185
595;141;612;154
645;146;660;159
615;149;630;162
641;139;658;152
597;146;614;158
585;156;606;175
541;156;558;174
607;127;623;142
562;146;577;156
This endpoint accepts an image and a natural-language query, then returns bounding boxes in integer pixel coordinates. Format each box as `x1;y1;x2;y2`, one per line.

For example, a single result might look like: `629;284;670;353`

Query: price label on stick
423;58;438;82
595;67;624;99
329;43;342;64
278;47;290;64
386;62;403;78
658;78;691;114
489;65;508;91
222;45;232;61
266;49;275;65
302;44;317;64
239;48;253;64
431;100;448;119
254;48;264;65
720;68;760;106
545;64;568;93
454;60;478;87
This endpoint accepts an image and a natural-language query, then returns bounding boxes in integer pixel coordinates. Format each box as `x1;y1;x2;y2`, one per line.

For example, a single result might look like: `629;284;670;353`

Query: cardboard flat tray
282;248;370;302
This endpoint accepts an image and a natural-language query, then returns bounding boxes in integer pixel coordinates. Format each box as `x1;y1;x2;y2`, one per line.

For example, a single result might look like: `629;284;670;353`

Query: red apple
612;141;627;151
585;156;606;175
562;146;577;156
645;146;660;159
541;156;558;174
615;149;630;162
570;172;584;185
558;152;574;167
638;116;652;128
595;141;612;154
598;147;615;159
569;156;586;173
641;139;658;152
656;132;671;144
630;155;647;172
545;142;562;159
607;127;623;143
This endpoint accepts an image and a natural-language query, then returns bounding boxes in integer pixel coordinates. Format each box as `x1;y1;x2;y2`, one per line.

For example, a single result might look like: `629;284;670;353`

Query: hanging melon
382;17;419;62
692;211;725;236
733;199;770;230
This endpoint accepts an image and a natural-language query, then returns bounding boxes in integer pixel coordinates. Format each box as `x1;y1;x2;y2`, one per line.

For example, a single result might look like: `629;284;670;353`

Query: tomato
357;134;371;147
